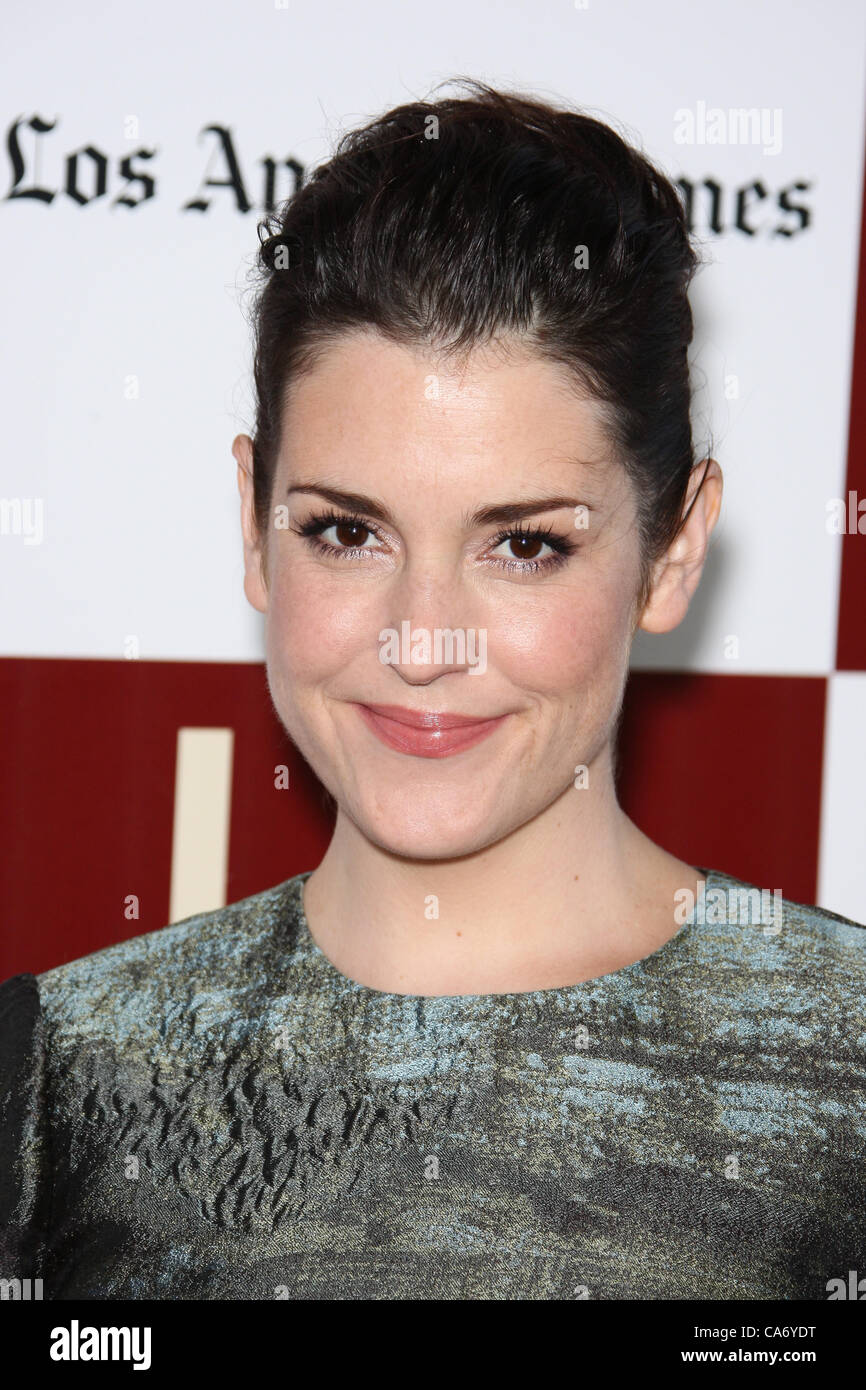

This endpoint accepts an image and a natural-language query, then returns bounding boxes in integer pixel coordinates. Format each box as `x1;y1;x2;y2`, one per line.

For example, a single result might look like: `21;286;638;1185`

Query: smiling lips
355;702;511;758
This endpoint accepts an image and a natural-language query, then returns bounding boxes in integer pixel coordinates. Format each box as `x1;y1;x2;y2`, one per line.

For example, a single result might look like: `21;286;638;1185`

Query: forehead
278;328;618;491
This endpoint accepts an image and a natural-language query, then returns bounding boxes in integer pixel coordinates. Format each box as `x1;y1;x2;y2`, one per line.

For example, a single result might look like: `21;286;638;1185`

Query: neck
303;753;703;996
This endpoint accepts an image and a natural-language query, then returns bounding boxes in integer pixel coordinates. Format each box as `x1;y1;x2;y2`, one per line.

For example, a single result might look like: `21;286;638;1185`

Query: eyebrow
286;483;597;529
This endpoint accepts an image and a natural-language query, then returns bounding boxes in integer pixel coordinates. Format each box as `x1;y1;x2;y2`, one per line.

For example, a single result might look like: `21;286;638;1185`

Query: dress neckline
287;866;720;1004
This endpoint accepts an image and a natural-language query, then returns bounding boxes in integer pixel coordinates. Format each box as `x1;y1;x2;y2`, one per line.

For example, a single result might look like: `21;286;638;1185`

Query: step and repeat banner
1;0;865;974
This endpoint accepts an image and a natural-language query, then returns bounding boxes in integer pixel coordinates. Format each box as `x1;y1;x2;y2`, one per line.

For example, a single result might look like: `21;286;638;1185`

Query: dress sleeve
0;973;52;1281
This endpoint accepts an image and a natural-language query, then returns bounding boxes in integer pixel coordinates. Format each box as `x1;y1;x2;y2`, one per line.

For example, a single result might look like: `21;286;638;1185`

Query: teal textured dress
1;867;864;1300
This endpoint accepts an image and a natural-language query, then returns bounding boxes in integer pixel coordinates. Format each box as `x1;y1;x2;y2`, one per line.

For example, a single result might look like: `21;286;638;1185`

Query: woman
1;80;863;1301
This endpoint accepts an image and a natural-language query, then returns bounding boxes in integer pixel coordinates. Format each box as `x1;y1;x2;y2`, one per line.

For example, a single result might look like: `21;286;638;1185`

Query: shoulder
704;867;865;941
26;872;310;1053
699;867;866;1003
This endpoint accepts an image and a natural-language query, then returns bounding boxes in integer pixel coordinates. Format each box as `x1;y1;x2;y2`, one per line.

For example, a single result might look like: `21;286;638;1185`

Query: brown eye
486;527;570;573
507;534;543;560
335;521;371;547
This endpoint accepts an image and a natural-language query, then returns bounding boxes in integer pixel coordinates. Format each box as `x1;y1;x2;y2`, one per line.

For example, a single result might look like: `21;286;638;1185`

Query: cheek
491;577;634;698
264;562;374;680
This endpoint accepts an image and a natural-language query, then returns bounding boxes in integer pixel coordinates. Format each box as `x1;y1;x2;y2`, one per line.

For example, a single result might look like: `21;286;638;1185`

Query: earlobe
243;556;269;616
637;557;691;635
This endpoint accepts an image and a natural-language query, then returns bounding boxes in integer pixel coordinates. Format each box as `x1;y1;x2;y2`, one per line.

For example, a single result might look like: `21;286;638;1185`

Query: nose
379;563;483;683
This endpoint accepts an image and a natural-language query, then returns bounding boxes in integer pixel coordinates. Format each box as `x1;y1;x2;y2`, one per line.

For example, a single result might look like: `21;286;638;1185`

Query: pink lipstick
354;702;510;758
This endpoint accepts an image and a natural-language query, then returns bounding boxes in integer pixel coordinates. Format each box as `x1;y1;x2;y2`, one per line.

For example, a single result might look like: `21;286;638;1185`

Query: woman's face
238;328;650;861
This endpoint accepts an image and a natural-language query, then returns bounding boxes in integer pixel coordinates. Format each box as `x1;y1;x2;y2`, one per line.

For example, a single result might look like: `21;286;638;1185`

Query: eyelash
291;510;578;574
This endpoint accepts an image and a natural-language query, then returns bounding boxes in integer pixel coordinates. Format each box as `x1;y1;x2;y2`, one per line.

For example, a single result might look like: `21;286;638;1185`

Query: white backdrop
1;0;863;671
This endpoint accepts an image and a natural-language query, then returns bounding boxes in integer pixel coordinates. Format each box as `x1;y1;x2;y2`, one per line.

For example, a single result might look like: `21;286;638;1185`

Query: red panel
618;672;826;904
0;660;825;978
836;105;866;670
0;658;333;978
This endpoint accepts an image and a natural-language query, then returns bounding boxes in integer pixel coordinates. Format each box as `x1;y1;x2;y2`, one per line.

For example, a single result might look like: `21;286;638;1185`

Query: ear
232;433;268;614
638;458;723;634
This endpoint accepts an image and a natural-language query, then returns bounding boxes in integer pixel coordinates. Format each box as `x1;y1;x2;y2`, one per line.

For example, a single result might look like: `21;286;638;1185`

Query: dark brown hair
246;78;710;601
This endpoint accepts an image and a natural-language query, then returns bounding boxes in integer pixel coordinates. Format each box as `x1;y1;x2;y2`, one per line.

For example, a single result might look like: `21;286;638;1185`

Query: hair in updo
247;78;710;603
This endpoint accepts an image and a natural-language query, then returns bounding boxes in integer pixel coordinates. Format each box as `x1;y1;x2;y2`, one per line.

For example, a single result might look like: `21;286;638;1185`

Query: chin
345;784;512;863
